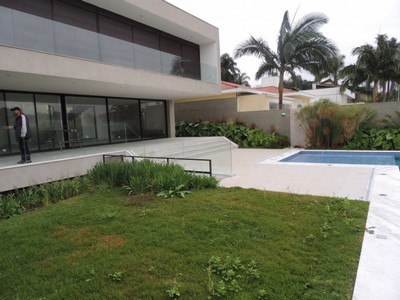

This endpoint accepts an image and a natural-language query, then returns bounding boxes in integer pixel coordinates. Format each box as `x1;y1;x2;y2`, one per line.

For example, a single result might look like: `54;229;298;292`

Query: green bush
298;100;375;149
88;159;218;195
343;128;400;150
175;121;289;149
0;176;89;219
0;161;217;220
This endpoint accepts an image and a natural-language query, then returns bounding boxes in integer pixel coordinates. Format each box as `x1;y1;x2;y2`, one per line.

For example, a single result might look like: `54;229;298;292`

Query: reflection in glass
0;6;207;82
5;93;39;153
108;98;141;143
35;94;63;150
140;101;167;139
0;93;10;155
65;97;109;146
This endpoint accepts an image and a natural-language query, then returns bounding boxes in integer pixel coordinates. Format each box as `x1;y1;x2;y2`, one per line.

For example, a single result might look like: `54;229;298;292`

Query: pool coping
260;149;400;170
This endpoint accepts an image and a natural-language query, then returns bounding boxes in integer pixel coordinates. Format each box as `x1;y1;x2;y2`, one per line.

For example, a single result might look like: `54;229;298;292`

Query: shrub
89;160;218;196
0;161;217;219
87;161;129;187
176;121;289;149
298;100;375;149
343;128;400;150
0;176;89;219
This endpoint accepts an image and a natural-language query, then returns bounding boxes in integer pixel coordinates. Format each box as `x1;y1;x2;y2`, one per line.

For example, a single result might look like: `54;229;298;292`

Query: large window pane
5;93;39;153
140;100;167;139
108;98;141;143
35;94;63;151
0;93;10;156
65;96;108;146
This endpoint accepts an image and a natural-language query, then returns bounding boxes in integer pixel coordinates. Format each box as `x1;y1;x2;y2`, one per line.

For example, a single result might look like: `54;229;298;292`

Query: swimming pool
280;150;400;167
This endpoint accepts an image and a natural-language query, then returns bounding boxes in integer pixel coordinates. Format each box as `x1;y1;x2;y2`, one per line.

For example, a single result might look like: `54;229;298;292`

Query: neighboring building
286;86;355;106
0;0;220;157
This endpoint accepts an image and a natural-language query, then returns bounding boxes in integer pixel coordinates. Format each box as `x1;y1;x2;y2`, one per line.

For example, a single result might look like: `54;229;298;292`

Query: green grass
0;188;368;299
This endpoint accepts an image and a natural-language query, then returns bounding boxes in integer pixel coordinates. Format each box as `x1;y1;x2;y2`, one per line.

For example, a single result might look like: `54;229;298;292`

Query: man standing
10;107;32;164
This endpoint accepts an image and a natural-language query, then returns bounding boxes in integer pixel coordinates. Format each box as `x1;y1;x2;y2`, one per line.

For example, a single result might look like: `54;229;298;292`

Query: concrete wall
237;94;269;112
363;102;400;122
0;154;107;192
175;98;291;136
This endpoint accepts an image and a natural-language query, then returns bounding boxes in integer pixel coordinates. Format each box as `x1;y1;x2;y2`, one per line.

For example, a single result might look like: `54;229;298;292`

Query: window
35;94;63;150
108;98;141;143
53;0;97;32
5;93;39;153
0;0;52;19
65;96;109;146
0;93;9;155
140;100;167;139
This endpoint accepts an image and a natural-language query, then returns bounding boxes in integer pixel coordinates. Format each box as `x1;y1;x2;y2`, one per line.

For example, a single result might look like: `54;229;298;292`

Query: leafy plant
257;289;269;300
108;271;123;282
176;120;289;148
207;256;263;298
157;184;191;199
343;127;400;150
165;285;181;299
298;100;375;148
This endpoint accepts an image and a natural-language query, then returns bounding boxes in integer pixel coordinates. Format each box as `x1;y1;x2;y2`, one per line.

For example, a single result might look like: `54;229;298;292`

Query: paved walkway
220;149;373;200
220;149;400;300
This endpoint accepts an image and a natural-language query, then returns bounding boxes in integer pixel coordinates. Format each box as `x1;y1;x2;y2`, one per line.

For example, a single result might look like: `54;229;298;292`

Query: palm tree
310;54;345;85
234;72;251;86
234;10;337;109
220;53;240;83
341;34;400;102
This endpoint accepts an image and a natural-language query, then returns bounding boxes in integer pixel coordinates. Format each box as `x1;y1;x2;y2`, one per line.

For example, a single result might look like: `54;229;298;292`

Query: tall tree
220;53;240;83
234;72;251;87
220;53;251;86
310;54;345;85
234;10;337;109
341;34;400;102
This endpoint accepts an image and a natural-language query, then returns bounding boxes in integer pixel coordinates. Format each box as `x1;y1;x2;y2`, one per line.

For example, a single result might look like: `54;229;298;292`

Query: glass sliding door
0;93;10;156
35;94;63;150
140;100;167;139
108;98;141;143
5;92;39;153
65;96;109;146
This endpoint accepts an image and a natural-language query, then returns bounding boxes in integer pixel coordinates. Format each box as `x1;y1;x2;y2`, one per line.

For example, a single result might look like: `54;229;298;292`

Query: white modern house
286;86;356;106
0;0;221;157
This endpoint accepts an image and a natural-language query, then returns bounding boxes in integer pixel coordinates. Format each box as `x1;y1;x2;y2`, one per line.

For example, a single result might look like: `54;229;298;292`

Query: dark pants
17;138;31;161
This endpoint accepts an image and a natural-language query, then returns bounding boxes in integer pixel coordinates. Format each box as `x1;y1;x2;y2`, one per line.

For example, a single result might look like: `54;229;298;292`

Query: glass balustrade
0;6;218;84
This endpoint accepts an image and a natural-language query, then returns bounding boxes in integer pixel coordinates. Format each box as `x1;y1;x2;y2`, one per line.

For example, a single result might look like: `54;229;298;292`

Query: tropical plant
220;53;251;86
310;54;346;85
298;100;375;148
234;10;337;109
234;72;251;86
341;34;400;102
175;120;290;148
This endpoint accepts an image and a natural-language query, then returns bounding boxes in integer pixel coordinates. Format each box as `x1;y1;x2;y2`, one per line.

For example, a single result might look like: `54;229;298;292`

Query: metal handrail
103;154;212;177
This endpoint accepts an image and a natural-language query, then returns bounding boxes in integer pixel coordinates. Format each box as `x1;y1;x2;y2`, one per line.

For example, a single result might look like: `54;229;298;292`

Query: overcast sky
167;0;400;85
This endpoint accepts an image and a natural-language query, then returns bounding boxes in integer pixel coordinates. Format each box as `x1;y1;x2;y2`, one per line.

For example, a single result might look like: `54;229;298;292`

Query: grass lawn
0;188;368;299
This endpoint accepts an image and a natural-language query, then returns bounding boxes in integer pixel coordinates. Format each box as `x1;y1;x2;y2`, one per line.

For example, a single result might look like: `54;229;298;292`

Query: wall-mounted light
281;112;286;117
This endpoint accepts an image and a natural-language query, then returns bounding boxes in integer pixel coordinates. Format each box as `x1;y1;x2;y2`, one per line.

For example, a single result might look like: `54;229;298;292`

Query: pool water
280;151;400;167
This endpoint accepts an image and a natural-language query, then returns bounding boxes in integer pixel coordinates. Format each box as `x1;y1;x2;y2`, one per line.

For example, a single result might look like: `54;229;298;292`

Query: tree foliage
234;10;337;109
340;34;400;102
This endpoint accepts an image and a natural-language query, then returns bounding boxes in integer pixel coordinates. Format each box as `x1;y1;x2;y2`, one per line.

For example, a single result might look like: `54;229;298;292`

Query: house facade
0;0;220;156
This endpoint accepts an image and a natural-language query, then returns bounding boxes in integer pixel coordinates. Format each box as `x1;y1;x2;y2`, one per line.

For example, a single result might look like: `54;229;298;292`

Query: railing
103;154;213;177
0;6;218;84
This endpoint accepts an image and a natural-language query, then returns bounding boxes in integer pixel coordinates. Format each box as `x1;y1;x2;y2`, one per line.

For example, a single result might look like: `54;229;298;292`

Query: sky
167;0;400;86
